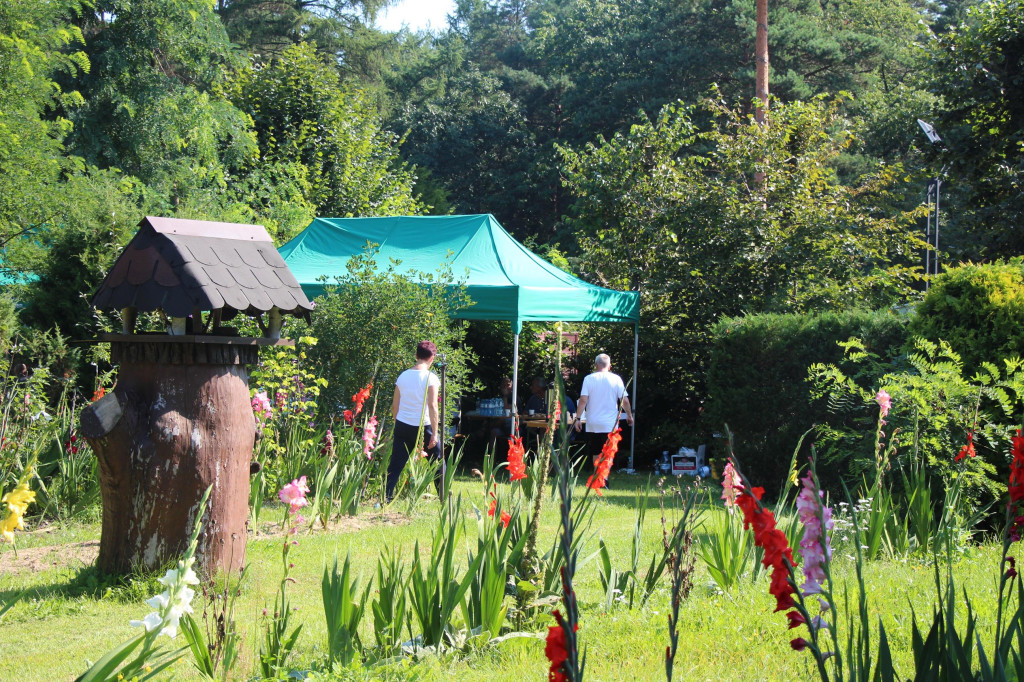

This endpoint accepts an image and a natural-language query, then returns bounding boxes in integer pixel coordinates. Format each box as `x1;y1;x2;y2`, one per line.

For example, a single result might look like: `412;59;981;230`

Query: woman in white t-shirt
387;340;442;500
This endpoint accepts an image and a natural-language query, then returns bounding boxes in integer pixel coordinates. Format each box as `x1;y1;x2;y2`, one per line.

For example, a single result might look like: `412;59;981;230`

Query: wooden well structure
80;217;313;574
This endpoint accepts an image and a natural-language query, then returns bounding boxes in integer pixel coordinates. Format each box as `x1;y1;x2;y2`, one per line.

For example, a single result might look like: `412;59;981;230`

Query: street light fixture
918;119;943;288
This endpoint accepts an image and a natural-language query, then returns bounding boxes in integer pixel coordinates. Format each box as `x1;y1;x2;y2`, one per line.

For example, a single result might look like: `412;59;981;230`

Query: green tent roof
278;214;639;333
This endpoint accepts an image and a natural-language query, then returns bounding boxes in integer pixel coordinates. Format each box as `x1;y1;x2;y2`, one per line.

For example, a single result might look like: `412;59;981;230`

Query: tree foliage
68;0;257;209
308;251;476;423
230;43;422;231
0;0;89;273
560;96;926;429
908;260;1024;375
926;0;1024;255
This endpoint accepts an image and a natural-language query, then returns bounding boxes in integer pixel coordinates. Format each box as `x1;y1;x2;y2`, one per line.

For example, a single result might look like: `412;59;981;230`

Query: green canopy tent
278;214;642;466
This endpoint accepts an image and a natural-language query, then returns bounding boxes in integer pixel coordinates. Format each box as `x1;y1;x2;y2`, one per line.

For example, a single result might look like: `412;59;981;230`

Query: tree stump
80;337;258;575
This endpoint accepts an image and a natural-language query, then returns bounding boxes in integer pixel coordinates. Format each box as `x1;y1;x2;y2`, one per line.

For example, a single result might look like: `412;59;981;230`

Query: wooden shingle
92;217;314;319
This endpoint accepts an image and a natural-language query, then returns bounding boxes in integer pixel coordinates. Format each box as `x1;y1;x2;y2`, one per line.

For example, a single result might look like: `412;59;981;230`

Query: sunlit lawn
0;475;1006;681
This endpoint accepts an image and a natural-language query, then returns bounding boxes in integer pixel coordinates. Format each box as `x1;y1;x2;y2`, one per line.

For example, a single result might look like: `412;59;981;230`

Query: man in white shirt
574;353;634;466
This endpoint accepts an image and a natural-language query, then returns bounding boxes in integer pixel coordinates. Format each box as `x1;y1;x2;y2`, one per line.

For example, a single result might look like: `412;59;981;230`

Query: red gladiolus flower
1009;430;1024;505
352;384;372;416
92;386;106;402
507;436;527;482
545;610;578;682
343;409;354;425
786;610;806;629
791;638;808;651
1011;515;1024;543
955;431;976;462
1007;556;1018;580
500;510;511;528
586;428;621;495
737;486;797;613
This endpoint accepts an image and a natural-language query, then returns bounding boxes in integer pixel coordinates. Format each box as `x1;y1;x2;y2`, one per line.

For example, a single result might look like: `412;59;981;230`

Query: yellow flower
3;481;35;517
1;480;35;544
1;512;21;544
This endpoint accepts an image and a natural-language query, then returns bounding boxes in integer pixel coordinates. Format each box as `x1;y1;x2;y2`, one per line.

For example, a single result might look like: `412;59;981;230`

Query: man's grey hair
594;353;611;369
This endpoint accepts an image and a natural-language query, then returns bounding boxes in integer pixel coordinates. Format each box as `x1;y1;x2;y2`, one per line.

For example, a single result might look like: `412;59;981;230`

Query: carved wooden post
81;340;257;572
82;217;312;575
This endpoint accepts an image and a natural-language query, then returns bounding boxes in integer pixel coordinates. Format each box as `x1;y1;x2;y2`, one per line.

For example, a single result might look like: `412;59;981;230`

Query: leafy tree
217;0;413;107
560;96;926;432
22;169;147;338
393;65;537;230
229;42;422;228
925;0;1024;256
390;0;931;241
536;0;928;144
67;0;257;210
0;0;89;274
217;0;391;59
308;250;476;423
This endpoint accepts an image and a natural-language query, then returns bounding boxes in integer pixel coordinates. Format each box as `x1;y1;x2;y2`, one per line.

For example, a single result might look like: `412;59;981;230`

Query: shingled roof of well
92;217;315;318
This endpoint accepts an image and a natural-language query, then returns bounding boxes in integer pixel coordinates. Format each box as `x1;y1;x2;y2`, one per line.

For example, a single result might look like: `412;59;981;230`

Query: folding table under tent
278;214;642;467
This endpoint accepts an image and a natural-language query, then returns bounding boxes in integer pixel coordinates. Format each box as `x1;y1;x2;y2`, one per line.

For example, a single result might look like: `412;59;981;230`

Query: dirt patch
0;513;412;575
250;510;412;539
0;540;99;576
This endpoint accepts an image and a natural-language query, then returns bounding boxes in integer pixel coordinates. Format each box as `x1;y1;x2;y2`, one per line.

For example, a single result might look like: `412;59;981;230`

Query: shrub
308;250;477;422
908;260;1024;374
703;309;907;493
809;337;1023;519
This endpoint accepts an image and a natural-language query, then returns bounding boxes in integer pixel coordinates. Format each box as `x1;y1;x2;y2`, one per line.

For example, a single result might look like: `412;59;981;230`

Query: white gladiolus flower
129;611;163;632
129;558;199;640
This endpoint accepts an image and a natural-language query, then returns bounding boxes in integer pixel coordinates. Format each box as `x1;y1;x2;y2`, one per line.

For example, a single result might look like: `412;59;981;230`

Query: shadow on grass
0;562;166;606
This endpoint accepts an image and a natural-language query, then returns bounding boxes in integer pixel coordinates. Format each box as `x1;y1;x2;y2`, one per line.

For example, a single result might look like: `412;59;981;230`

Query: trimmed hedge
703;309;908;494
908;260;1024;374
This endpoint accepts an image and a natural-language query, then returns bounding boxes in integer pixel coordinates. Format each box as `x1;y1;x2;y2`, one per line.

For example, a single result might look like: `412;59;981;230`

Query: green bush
908;260;1024;374
703;309;908;493
308;250;477;422
809;337;1018;522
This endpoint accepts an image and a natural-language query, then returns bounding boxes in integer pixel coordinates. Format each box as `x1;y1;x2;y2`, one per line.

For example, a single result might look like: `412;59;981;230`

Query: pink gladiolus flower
721;461;743;508
795;471;833;598
362;415;378;458
278;476;309;514
251;391;272;422
875;389;891;418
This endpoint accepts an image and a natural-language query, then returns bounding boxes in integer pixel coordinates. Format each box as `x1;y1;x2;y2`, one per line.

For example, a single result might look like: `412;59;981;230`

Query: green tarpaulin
278;214;639;333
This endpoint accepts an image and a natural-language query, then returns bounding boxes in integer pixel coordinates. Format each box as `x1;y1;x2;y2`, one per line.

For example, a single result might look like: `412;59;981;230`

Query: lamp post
436;352;449;507
918;119;943;288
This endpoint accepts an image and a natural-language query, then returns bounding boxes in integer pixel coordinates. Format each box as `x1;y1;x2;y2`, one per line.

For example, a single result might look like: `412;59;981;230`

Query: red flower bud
786;610;807;629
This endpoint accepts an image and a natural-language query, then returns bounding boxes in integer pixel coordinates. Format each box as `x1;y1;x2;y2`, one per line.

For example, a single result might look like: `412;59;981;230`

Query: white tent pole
512;332;520;416
630;324;639;471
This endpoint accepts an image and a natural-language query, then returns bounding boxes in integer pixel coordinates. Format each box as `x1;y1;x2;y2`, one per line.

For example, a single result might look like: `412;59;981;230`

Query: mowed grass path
0;475;1006;681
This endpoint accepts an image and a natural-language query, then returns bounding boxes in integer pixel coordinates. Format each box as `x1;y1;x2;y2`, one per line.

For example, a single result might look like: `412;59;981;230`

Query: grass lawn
0;474;1007;681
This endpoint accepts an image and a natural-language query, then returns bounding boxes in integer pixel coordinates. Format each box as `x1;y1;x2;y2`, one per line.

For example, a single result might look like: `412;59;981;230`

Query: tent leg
511;333;520;419
629;324;638;472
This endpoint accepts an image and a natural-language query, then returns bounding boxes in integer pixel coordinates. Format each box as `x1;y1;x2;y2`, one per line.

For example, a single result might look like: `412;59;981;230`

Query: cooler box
671;445;706;476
